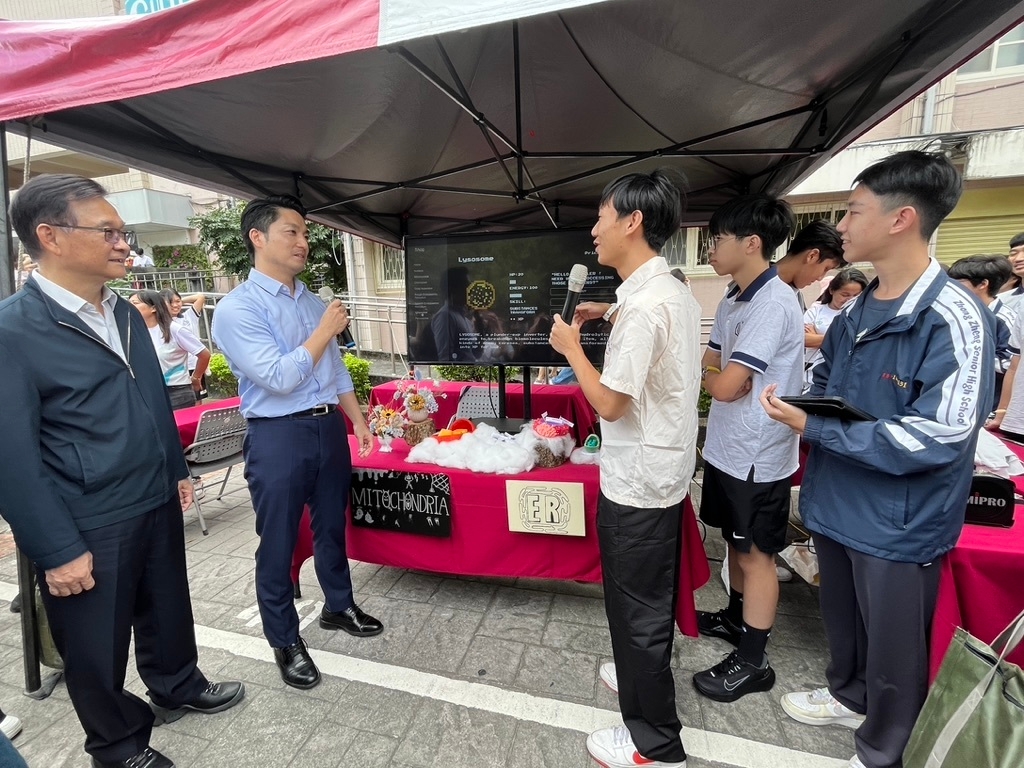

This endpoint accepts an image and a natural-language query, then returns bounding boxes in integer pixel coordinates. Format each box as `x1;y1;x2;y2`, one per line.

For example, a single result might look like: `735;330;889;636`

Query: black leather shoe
91;746;174;768
274;637;321;689
152;680;245;724
319;604;384;637
9;592;20;613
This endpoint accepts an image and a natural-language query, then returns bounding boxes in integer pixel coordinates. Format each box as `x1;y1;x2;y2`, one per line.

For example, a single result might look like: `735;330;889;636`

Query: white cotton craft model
406;423;536;474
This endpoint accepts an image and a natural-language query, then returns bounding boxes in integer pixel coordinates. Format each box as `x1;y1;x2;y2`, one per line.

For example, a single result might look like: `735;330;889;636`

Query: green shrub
344;353;372;403
206;353;238;398
698;388;712;416
433;364;522;382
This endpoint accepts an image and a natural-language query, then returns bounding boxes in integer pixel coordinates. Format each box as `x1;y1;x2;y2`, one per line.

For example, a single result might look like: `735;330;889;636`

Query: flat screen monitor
406;230;621;366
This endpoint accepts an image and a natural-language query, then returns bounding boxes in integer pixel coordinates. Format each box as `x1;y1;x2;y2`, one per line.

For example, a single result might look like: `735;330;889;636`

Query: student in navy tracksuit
760;151;995;768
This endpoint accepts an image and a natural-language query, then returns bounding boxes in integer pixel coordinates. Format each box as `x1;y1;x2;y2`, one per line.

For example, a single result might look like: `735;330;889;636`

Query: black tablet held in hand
779;396;874;421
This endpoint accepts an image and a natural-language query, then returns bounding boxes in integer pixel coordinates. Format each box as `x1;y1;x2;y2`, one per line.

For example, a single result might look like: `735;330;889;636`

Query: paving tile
326;681;423;739
285;724;359;768
184;553;261;600
513;578;604;599
428;578;497;613
341;729;400;766
477;587;553;644
459;636;526;685
361;565;408;596
548;594;608;628
507;720;591;768
189;687;327;768
698;687;790;749
541;620;613;656
514;646;598;701
387;571;444;602
393;700;517;768
771;612;830;651
402;606;483;674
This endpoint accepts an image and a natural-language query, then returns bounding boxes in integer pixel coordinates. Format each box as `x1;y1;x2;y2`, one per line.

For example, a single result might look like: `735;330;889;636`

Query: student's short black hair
599;170;684;252
10;174;108;259
947;254;1013;298
240;195;307;258
1011;232;1024;250
709;194;795;259
853;150;961;240
788;219;846;267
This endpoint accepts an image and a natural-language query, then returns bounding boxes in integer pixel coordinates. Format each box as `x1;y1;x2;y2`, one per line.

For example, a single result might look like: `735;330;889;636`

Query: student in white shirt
802;268;868;390
162;288;209;401
551;170;700;768
130;290;210;410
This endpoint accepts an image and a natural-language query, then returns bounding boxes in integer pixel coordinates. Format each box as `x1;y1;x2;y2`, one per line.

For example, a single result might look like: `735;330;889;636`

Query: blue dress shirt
212;269;354;418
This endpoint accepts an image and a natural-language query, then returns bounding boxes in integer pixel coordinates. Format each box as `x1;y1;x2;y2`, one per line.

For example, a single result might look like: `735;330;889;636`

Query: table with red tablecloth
292;437;711;637
930;434;1024;679
369;381;599;444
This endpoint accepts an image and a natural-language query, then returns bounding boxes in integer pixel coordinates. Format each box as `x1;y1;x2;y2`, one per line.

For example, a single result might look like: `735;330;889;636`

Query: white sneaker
0;714;22;740
776;565;793;582
848;756;867;767
586;726;686;768
781;687;866;729
599;662;618;694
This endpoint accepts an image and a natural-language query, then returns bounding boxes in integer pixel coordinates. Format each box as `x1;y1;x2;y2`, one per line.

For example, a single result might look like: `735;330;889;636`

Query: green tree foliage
152;244;210;271
189;204;348;289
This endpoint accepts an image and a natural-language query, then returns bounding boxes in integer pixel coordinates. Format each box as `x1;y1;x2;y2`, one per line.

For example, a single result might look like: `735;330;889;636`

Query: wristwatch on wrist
602;303;619;322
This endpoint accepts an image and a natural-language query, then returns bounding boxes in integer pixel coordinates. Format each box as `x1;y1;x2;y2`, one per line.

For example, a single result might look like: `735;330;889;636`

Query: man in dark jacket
760;151;994;768
0;175;244;768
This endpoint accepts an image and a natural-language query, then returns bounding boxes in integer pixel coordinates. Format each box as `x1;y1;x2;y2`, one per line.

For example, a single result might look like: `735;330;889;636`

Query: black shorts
699;462;791;554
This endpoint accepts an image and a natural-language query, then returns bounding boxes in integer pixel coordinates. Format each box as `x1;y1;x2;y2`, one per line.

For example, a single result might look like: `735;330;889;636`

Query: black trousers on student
243;412;355;649
38;496;207;763
815;533;942;768
597;493;686;763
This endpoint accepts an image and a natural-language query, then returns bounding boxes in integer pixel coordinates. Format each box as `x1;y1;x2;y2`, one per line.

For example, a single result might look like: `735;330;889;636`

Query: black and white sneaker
696;609;742;646
693;650;776;702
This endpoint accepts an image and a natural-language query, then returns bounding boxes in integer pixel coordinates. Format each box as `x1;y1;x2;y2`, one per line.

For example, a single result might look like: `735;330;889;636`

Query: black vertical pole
497;365;507;419
522;367;532;421
0;123;16;299
2;123;53;696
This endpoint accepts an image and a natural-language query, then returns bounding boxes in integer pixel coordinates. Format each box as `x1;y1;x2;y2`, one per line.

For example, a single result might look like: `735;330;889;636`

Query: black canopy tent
2;0;1023;266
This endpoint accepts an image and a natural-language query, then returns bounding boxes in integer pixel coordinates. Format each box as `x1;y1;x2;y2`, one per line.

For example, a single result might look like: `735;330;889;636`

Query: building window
376;245;405;292
958;23;1024;78
662;229;687;267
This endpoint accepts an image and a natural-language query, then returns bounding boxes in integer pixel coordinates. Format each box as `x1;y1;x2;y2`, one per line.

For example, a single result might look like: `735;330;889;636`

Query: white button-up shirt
598;256;702;508
31;271;126;361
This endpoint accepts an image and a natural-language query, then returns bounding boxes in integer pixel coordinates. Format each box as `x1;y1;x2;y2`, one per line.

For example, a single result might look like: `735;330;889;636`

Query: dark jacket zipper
56;319;135;379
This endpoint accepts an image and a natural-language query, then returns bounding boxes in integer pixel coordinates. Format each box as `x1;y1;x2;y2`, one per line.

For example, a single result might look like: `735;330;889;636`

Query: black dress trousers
38;495;207;763
597;492;686;763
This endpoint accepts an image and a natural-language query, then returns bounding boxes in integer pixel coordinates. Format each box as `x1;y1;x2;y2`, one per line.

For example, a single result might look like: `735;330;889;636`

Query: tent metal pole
513;21;524;195
394;47;520;156
0;123;15;300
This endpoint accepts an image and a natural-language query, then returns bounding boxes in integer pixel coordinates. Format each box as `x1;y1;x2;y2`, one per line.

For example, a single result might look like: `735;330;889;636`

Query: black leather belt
251;404;338;420
289;404;337;417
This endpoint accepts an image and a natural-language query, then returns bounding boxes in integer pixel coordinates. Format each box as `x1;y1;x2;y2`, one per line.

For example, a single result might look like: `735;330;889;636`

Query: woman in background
802;268;868;391
130;290;210;410
162;288;209;401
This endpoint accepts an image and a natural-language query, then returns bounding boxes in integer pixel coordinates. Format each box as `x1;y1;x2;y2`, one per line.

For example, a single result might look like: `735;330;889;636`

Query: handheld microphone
317;286;356;348
560;264;589;322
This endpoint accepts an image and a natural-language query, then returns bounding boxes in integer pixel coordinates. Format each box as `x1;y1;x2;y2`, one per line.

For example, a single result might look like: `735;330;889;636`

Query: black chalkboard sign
350;468;452;537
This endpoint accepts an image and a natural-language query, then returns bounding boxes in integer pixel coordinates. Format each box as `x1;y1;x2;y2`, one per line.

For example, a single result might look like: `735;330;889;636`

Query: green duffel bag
904;608;1024;768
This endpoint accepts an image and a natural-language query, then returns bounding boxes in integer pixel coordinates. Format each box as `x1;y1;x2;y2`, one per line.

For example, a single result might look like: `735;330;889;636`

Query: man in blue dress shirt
213;195;381;690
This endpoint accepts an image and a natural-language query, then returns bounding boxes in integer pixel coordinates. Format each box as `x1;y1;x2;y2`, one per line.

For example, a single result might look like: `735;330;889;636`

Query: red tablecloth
174;397;243;447
292;437;711;637
930;434;1024;679
369;381;599;444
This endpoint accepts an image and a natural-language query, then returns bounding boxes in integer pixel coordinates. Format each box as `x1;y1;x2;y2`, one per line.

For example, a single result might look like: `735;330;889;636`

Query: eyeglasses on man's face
50;224;137;247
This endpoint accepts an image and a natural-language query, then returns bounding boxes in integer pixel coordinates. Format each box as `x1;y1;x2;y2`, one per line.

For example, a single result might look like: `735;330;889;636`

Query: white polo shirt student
702;266;804;482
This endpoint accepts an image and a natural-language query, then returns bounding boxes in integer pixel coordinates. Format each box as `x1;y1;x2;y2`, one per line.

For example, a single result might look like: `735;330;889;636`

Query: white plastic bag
778;539;819;586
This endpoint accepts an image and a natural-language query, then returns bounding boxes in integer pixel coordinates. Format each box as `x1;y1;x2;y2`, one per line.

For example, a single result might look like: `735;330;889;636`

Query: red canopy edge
0;0;382;122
